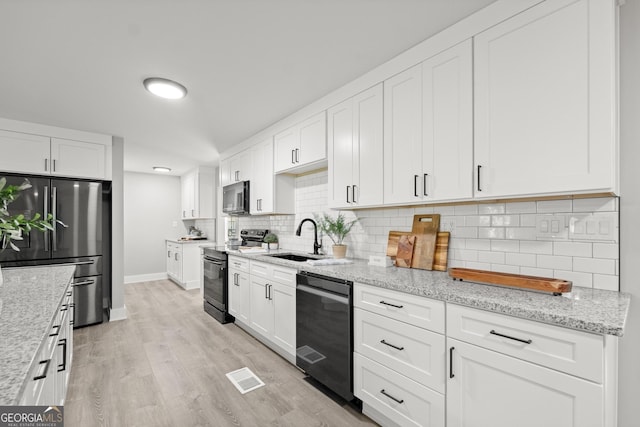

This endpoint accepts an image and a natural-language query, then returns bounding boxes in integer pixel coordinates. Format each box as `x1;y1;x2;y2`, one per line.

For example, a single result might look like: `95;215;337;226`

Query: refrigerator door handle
44;186;50;252
52;186;58;252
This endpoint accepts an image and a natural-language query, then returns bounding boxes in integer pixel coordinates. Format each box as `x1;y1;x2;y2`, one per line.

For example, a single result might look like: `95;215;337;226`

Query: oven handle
297;284;349;304
203;257;225;265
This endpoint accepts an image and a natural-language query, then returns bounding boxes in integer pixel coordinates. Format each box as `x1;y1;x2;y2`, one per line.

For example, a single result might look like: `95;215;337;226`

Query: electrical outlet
569;213;616;241
535;214;568;240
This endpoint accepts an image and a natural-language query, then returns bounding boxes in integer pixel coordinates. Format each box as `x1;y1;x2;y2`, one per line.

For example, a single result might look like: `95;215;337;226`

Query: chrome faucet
296;218;322;255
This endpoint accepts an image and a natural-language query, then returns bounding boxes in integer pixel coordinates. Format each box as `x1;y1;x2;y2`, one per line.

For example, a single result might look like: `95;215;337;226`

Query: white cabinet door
447;339;603;427
0;130;50;175
474;0;616;198
274;126;298;172
250;138;274;214
354;84;384;207
249;276;273;337
229;149;252;183
422;40;473;201
329;85;384;209
228;267;250;323
327;97;354;208
271;282;296;356
383;64;423;204
181;171;196;219
298;111;326;166
51;138;107;179
219;158;232;187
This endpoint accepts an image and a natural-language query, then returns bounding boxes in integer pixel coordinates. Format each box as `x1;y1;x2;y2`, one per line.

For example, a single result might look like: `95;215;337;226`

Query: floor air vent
226;367;265;394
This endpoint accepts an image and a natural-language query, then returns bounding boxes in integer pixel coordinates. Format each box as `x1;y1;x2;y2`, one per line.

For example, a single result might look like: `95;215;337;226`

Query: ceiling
0;0;495;176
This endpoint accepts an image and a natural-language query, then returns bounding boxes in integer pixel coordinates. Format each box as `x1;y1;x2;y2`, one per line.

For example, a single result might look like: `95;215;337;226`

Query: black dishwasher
296;271;354;402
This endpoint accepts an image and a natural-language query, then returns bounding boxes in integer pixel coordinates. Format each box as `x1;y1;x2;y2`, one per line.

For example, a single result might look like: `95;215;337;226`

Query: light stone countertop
230;251;631;337
165;238;212;244
0;265;75;405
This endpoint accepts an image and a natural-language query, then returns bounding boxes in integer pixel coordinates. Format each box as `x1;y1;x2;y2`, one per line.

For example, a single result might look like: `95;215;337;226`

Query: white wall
123;171;187;281
110;136;126;320
617;2;639;425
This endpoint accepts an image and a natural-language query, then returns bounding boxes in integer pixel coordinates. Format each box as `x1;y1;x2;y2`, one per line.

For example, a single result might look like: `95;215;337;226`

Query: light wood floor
65;279;377;427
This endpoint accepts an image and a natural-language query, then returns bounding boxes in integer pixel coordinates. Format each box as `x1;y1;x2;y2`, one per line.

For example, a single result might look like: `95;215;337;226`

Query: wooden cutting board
387;230;449;271
449;268;573;295
433;232;450;272
395;235;416;268
410;214;441;270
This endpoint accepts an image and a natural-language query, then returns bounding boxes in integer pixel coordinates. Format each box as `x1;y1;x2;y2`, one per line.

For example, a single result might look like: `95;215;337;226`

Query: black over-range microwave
222;180;250;215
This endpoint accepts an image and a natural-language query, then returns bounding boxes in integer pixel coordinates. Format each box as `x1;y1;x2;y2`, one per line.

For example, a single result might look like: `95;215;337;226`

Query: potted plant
0;178;57;284
263;232;278;250
314;212;358;259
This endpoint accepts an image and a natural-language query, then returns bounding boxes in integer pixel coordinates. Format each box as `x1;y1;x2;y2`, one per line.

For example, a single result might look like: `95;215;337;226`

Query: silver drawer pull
380;340;404;351
379;300;403;309
380;389;404;404
490;329;532;344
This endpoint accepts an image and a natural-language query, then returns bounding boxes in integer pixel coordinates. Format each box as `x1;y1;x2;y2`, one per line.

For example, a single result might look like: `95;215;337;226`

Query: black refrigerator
0;174;110;328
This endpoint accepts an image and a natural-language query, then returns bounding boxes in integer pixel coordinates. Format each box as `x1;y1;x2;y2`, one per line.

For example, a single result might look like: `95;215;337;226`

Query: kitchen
1;0;639;426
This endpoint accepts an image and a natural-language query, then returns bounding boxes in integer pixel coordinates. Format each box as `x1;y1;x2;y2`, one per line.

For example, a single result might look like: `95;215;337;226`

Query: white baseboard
109;305;128;321
124;272;168;284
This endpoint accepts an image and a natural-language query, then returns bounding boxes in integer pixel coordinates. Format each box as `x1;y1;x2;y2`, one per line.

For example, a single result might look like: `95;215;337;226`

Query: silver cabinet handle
295;148;299;163
291;149;295;164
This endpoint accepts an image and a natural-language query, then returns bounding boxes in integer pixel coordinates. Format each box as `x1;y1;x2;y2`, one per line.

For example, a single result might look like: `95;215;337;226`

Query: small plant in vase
263;233;278;250
0;178;59;284
314;212;358;259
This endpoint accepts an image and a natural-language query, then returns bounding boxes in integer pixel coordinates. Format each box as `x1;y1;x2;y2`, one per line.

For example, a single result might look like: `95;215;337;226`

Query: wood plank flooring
65;279;377;427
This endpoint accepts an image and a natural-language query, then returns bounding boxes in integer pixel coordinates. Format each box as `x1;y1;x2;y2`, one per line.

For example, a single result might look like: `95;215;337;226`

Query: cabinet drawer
228;256;249;272
355;308;445;393
447;304;604;383
250;260;296;287
354;283;445;333
354;353;445;427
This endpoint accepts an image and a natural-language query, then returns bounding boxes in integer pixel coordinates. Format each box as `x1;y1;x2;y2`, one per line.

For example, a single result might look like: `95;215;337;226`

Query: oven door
203;257;226;311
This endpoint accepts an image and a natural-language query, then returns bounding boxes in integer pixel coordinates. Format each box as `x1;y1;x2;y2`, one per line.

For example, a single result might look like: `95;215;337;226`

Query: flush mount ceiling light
143;77;187;100
153;166;172;172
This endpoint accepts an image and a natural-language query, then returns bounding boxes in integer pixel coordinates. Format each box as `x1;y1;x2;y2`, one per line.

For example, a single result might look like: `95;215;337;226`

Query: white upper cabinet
274;111;327;173
0;130;110;180
219;157;232;187
422;40;473;201
328;84;383;209
250;138;295;215
181;167;215;219
384;40;473;205
473;0;617;198
50;138;107;179
229;150;252;183
383;64;423;205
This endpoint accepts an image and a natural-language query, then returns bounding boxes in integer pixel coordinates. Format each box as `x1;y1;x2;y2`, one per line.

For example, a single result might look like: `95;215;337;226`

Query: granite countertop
230;250;631;337
166;237;212;244
0;265;75;405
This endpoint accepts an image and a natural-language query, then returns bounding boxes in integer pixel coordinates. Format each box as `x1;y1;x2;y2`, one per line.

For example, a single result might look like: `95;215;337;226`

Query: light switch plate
535;214;568;240
569;213;617;241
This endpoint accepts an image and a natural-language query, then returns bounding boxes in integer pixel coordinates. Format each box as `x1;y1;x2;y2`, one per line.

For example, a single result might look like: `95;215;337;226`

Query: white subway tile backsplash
593;243;618;259
240;171;618;292
553;242;592;257
490;240;520;252
478;203;506;214
506;201;537;214
479;227;505;239
519;240;553;255
537;254;573;270
505;253;536;267
537;199;572;213
573;257;616;275
593;274;619;291
573;197;616;213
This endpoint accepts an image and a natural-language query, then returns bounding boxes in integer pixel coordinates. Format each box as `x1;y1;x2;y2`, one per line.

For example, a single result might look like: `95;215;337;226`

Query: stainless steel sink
266;253;319;262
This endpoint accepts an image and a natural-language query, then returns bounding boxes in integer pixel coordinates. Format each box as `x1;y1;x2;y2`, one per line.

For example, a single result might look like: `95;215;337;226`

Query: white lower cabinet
166;241;201;290
231;259;296;362
228;256;250;323
446;339;602;427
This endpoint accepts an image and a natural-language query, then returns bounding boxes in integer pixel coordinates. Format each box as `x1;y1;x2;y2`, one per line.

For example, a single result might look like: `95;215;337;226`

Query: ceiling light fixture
153;166;172;172
143;77;187;100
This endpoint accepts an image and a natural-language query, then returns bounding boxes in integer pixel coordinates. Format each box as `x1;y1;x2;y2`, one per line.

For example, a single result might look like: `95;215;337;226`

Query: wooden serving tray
449;268;572;295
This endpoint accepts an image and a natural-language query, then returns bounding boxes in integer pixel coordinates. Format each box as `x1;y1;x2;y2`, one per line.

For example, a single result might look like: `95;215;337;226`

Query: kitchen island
0;265;75;405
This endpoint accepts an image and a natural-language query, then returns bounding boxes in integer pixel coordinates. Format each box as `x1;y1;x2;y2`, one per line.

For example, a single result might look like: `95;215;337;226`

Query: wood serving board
410;214;440;270
448;268;572;294
395;235;416;268
387;231;449;271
